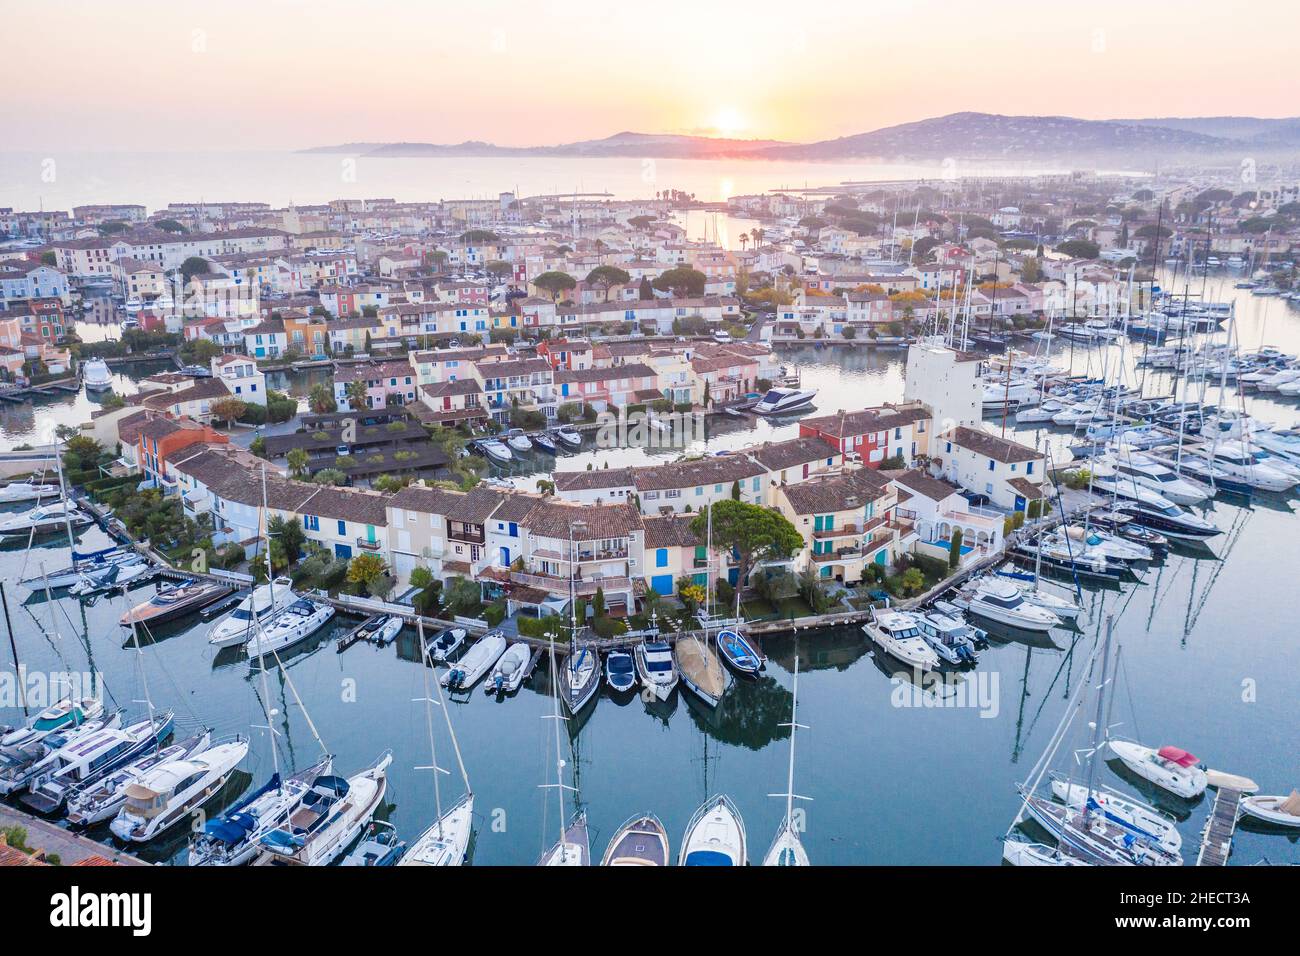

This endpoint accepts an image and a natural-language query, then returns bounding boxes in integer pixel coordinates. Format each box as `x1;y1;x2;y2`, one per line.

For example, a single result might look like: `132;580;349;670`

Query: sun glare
711;107;746;138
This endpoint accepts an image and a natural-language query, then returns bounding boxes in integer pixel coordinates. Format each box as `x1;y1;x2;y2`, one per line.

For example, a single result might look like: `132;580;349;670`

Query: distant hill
303;112;1300;166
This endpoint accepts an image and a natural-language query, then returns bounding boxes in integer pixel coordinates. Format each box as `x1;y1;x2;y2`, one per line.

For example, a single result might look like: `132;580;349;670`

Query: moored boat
862;609;941;671
679;793;747;866
601;812;669;866
120;580;233;628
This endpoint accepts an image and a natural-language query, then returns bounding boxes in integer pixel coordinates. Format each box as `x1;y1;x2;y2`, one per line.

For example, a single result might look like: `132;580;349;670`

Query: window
1026;461;1034;475
656;548;668;568
988;459;995;471
337;519;347;536
303;515;320;532
945;441;952;453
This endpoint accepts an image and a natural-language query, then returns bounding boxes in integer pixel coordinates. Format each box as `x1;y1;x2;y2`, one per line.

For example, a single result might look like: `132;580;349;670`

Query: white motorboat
1238;791;1300;828
486;641;531;694
1002;840;1089;866
504;430;533;453
23;711;174;814
981;379;1039;409
66;729;212;827
679;793;747;866
0;502;91;535
255;752;392;866
0;481;57;503
23;546;137;591
478;439;513;463
188;754;334;866
553;426;582;448
426;626;467;661
1;696;104;758
915;612;980;665
1107;740;1208;799
752;386;818;416
110;736;248;843
441;630;507;690
862;610;941;671
0;713;121;796
958;578;1060;632
1014;583;1084;621
82;359;113;391
1013;399;1064;424
1050;779;1182;855
634;639;678;700
244;599;335;660
398;792;474;867
1050;526;1151;563
207;577;298;648
604;650;638;693
1094;454;1211;505
124;297;143;314
68;558;153;596
357;615;403;646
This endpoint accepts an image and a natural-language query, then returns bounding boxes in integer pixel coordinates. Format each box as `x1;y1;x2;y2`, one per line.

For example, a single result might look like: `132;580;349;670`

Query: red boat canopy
1157;746;1199;767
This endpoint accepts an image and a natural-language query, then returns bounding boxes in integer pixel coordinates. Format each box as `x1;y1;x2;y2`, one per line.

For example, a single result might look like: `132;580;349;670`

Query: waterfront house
935;425;1045;512
798;403;931;466
333;359;418;411
889;468;1002;566
211;353;266;406
774;469;906;584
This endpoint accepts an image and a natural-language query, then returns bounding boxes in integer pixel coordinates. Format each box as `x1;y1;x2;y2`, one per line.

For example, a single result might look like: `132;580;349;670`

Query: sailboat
675;505;731;707
557;523;601;714
762;655;810;866
399;620;474;867
537;639;591;866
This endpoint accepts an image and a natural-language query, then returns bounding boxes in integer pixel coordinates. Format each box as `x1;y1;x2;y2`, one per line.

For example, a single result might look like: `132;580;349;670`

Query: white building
211;353;267;406
904;340;983;434
936;426;1045;512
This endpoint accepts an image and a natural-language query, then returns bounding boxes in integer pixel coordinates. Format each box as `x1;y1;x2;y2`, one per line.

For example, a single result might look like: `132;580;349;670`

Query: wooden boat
674;635;730;708
601;812;669;866
119;580;232;627
716;629;765;676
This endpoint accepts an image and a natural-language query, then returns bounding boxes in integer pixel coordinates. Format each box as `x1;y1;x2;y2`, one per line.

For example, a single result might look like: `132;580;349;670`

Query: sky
8;0;1300;151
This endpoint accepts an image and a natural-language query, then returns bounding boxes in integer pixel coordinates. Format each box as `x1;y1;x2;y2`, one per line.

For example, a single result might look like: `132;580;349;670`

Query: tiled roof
945;425;1040;464
780;470;893;516
800;404;929;439
746;436;839;471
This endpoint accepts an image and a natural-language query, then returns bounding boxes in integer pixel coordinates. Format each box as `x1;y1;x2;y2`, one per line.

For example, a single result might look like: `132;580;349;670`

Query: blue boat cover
261;829;306;851
203;773;281;842
684;850;734;866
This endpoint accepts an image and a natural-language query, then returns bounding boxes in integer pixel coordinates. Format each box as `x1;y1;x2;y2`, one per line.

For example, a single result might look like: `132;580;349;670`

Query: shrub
592;615;628;638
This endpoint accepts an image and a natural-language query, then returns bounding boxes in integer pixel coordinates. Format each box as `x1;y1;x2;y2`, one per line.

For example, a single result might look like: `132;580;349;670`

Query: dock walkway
0;804;149;866
1196;787;1243;866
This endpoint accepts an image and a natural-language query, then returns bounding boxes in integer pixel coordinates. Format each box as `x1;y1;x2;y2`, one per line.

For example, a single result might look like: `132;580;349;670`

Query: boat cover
1156;746;1198;767
1279;790;1300;816
684;849;733;866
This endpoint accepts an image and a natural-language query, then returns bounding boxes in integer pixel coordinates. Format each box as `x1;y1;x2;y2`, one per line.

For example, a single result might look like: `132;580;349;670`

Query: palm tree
345;379;368;412
536;478;555;496
286;447;309;479
738;234;749;252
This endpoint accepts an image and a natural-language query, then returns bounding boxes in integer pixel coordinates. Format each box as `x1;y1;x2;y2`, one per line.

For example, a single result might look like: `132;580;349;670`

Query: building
774;469;907;584
936;426;1045;511
798;403;931;466
903;341;983;432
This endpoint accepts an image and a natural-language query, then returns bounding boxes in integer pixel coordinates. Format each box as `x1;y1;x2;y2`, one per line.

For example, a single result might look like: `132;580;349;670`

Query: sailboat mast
54;446;75;556
125;585;160;754
784;655;800;823
1081;614;1114;822
415;619;445;835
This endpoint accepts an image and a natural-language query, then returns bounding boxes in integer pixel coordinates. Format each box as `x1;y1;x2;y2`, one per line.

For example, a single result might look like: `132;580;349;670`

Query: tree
948;528;963;569
585;265;631;302
534;271;577;302
62;435;103;474
443;576;481;614
180;256;211;283
652;267;706;298
345;379;368;411
40;251;57;266
484;259;513;281
638;276;655;300
308;382;337;414
460;229;500;244
346;553;387;595
535;478;555;496
286;448;309;478
268;514;306;566
210;397;248;429
689;500;804;592
312;468;347;485
1057;239;1100;260
154;218;187;233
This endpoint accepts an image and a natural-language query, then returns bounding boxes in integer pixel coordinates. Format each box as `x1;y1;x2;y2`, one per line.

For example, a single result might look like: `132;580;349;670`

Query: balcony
356;537;383;552
510;570;632;596
449;525;485;544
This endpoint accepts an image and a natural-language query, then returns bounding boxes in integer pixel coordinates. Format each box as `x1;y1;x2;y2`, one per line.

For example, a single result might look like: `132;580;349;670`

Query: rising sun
710;107;747;138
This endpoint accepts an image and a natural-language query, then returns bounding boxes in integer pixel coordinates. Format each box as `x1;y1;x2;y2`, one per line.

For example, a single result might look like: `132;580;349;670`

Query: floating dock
1196;787;1243;866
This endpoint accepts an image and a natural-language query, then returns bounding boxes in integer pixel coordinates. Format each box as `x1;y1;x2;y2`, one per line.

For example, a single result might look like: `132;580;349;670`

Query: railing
355;537;382;551
510;570;631;595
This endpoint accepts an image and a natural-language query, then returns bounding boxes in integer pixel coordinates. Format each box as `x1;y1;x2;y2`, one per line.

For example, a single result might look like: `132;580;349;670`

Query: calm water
0;150;1081;213
2;274;1298;864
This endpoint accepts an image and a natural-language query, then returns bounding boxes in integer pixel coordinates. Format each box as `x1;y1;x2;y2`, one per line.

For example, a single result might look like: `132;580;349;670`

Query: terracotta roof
642;513;702;549
800;404;929;439
553;467;636;492
524;499;642;539
780;470;893;516
891;468;963;503
745;436;839;472
945;425;1040;464
632;454;764;492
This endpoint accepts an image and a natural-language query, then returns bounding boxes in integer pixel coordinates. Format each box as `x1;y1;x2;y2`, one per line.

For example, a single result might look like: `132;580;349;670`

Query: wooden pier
1196;787;1243;866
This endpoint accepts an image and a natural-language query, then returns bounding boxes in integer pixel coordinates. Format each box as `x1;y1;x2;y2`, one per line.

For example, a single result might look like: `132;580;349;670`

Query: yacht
981;379;1039;409
634;639;678;700
110;736;249;843
504;429;533;453
956;578;1060;631
1049;779;1182;855
255;752;392;866
66;728;212;827
244;599;335;660
862;610;941;671
0;481;58;503
22;712;174;814
1115;496;1221;541
478;439;513;463
1013;399;1064;424
752;386;818;415
82;359;113;391
398;792;474;867
206;577;298;648
678;794;747;866
1002;840;1090;866
915;612;980;665
1093;455;1211;505
553;425;583;448
0;502;92;535
1107;741;1207;799
604;650;638;692
0;712;121;797
120;580;232;628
